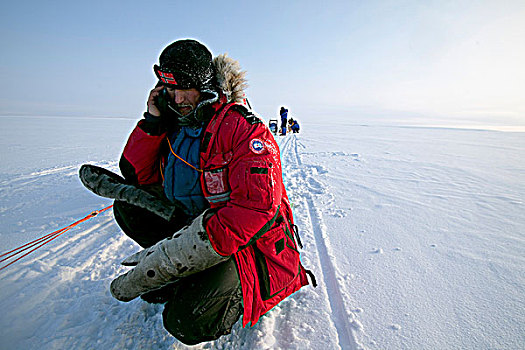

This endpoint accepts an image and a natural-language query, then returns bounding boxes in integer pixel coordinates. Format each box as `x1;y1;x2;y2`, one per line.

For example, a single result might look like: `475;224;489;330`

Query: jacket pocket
238;159;281;211
254;223;300;300
202;165;231;204
201;150;234;205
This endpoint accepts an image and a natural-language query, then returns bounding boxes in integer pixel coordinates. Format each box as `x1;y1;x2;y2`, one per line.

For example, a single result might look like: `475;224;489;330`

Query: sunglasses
153;64;195;89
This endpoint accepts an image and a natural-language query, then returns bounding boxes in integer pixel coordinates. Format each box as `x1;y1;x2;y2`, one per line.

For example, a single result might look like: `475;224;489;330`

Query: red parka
121;100;309;327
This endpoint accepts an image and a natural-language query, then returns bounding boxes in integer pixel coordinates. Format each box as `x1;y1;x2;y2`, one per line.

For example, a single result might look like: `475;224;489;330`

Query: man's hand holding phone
147;86;166;117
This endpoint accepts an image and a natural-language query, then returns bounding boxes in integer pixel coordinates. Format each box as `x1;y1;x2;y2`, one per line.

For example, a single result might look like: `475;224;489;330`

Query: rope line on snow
0;205;113;272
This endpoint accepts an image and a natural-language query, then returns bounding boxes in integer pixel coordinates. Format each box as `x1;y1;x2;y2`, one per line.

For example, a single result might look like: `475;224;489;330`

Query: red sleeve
205;111;285;256
121;120;166;185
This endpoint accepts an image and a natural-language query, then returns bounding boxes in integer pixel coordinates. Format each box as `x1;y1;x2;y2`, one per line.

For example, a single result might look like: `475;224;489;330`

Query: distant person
289;118;300;133
79;39;311;345
280;106;288;135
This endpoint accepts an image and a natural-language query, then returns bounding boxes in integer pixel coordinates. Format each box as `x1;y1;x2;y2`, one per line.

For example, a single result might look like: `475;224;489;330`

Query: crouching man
80;39;311;345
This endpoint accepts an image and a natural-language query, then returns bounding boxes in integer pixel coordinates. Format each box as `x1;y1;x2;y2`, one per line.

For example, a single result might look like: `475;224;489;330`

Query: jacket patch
249;139;265;154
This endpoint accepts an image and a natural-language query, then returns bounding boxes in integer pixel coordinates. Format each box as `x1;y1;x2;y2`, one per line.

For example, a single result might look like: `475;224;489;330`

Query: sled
268;119;278;134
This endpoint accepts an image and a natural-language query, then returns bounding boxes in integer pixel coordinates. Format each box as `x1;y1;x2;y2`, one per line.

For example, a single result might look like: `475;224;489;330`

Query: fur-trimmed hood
213;54;248;103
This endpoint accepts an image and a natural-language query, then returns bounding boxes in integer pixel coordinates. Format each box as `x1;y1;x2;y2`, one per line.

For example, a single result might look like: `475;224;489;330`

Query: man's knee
161;259;243;345
162;288;242;345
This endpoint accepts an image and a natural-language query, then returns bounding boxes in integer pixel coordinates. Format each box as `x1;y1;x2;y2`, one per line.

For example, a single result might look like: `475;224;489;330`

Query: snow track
280;135;365;349
304;196;361;350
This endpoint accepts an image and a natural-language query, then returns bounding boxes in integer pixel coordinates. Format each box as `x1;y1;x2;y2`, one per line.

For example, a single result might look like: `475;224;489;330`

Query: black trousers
113;200;243;345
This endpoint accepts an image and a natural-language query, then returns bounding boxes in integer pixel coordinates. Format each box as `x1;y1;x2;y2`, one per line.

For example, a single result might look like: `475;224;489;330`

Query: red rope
0;205;113;272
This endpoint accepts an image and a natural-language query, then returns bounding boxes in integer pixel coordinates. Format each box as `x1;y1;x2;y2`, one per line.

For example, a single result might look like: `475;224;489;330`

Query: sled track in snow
281;135;362;350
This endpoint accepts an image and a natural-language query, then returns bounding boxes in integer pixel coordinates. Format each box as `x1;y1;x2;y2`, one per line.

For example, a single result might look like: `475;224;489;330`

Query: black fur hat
156;39;215;91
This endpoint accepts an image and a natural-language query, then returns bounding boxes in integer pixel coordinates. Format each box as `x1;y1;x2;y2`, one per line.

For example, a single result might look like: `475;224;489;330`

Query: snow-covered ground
1;115;524;349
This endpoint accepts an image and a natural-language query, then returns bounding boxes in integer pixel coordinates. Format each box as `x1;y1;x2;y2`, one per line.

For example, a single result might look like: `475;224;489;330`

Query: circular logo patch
249;138;265;154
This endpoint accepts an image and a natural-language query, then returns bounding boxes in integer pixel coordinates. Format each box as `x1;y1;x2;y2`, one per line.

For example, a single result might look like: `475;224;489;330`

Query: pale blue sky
1;0;524;128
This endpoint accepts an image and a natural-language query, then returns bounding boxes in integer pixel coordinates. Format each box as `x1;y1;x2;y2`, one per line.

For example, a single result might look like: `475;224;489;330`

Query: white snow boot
110;210;228;302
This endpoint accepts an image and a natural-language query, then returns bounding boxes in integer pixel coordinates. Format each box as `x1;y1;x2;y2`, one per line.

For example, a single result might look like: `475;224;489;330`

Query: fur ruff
213;54;248;103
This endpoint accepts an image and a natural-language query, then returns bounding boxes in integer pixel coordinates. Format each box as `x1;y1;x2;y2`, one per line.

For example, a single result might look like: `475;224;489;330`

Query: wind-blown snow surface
1;115;524;349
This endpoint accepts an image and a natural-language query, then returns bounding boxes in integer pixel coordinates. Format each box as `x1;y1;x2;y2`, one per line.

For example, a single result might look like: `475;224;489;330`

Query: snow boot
79;164;183;222
110;210;228;302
